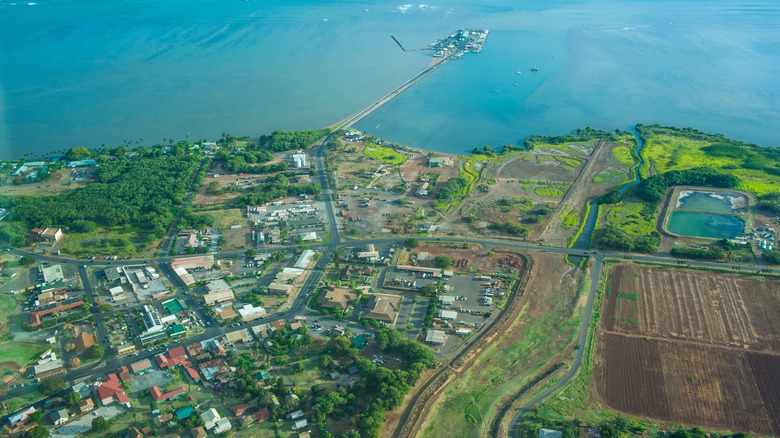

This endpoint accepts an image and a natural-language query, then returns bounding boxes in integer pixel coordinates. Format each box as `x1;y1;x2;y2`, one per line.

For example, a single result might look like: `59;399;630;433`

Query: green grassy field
533;182;567;198
593;169;629;184
363;142;407;166
198;208;244;229
61;225;153;256
599;201;656;237
561;210;580;230
610;145;636;166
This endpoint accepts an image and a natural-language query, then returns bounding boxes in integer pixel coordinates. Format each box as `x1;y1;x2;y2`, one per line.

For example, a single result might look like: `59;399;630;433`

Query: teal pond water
667;211;744;239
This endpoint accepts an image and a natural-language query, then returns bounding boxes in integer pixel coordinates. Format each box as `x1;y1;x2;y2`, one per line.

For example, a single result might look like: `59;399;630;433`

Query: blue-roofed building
66;158;96;168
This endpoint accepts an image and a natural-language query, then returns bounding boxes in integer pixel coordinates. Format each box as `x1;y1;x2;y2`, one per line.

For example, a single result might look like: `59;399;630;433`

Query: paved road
506;255;603;437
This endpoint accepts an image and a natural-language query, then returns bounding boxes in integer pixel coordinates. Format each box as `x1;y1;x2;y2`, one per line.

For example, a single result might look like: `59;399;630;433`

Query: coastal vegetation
637;123;780;194
0;151;201;248
594;125;757;253
262;128;331;152
523;126;631;150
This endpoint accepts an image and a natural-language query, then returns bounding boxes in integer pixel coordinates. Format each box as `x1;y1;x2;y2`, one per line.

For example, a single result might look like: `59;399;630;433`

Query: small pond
667;211;744;239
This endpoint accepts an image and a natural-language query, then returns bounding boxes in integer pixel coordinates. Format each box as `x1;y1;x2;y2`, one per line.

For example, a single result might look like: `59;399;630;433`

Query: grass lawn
0;293;20;322
2;390;42;412
0;341;49;369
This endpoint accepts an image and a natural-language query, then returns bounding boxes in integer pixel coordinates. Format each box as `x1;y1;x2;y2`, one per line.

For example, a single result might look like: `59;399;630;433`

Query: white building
438;310;458;320
237;303;266;321
425;330;448;345
291;151;307;168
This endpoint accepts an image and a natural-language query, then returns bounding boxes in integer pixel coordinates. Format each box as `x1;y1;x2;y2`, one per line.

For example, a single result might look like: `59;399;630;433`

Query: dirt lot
403;243;482;272
595;264;780;436
479;248;528;276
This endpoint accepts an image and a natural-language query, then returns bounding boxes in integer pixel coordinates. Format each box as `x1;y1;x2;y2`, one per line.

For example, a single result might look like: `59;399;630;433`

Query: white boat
531;65;539;71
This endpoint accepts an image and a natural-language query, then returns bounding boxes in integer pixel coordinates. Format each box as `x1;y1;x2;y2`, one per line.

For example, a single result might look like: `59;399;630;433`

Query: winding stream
570;130;646;251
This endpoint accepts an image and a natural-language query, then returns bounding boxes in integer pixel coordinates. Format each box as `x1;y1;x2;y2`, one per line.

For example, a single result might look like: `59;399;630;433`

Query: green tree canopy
27;425;49;438
82;344;106;360
65;146;91;161
91;416;110;432
38;378;66;396
65;390;81;406
434;255;452;269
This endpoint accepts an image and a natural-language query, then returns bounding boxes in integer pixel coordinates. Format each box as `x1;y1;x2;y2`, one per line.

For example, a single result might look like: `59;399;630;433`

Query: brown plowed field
604;264;780;350
596;264;780;436
596;333;780;436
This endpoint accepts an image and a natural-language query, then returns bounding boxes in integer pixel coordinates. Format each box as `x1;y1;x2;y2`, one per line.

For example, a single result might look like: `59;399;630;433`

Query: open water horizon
1;0;778;159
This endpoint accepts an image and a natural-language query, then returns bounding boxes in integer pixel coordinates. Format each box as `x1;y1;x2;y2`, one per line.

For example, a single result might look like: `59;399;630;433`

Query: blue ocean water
1;1;779;159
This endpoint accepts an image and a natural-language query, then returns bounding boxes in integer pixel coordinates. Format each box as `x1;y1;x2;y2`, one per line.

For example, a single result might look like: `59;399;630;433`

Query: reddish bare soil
408;244;481;271
596;264;780;436
480;250;526;275
596;333;780;436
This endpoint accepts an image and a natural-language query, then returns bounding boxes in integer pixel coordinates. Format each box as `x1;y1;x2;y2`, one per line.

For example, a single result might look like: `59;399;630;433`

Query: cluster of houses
247;196;325;245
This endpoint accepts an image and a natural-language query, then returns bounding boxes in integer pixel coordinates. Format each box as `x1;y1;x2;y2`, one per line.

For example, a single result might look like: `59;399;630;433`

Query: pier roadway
326;50;461;135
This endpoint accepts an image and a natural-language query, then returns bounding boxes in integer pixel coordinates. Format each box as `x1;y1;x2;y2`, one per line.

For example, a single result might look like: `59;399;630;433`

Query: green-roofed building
167;324;186;339
351;335;367;348
255;370;271;381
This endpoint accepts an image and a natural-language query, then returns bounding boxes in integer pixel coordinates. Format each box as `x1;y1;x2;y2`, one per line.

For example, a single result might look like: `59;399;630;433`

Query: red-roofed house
232;404;248;416
149;385;187;403
154;346;191;369
185;367;201;383
117;367;131;382
255;407;270;423
94;374;130;407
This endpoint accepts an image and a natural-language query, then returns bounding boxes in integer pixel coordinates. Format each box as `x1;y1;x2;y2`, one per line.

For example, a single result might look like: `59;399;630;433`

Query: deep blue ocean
1;0;779;159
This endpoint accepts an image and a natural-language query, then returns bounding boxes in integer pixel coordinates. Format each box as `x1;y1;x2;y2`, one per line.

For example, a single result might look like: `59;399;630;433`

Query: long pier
330;49;462;133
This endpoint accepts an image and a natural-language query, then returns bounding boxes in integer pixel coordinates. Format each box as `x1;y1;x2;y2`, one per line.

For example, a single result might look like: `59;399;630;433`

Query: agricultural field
603;265;780;349
596;333;780;436
595;264;780;436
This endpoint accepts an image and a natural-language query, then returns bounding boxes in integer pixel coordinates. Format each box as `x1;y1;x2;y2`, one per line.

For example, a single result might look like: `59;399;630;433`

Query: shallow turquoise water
667;211;744;239
1;0;779;159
